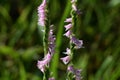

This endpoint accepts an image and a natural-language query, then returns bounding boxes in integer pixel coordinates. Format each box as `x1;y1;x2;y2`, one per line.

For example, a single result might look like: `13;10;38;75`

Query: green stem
43;20;49;56
43;72;46;80
67;72;71;80
71;10;77;34
43;28;47;55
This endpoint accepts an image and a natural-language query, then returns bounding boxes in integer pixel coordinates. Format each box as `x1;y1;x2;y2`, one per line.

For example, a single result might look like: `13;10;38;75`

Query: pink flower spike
64;30;72;38
38;0;47;26
60;56;70;65
64;18;72;23
64;24;72;31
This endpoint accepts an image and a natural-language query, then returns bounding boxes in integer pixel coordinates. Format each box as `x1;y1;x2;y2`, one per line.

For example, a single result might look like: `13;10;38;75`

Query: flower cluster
63;0;83;49
64;17;83;49
61;17;83;79
38;0;47;26
61;17;83;64
60;48;71;65
48;25;56;55
37;0;56;79
37;26;55;72
37;0;83;79
37;53;51;72
71;36;83;49
68;65;82;80
60;0;83;79
61;0;83;66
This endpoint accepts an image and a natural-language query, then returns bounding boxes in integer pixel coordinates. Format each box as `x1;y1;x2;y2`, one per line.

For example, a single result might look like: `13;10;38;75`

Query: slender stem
43;19;49;55
43;72;46;80
70;41;74;60
71;10;77;34
43;28;47;55
67;72;71;80
67;77;70;80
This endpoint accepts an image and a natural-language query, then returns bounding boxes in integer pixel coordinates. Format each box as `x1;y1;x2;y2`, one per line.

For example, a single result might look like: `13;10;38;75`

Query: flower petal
60;56;70;65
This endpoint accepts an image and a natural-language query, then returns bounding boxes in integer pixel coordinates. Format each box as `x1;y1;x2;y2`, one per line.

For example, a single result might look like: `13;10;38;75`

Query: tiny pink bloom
75;69;82;76
60;56;70;65
44;53;51;63
37;60;46;72
71;0;77;11
72;4;77;11
71;36;83;49
67;65;74;73
63;48;71;55
64;23;72;31
75;69;82;80
64;18;72;23
64;30;72;38
37;53;51;72
48;28;55;43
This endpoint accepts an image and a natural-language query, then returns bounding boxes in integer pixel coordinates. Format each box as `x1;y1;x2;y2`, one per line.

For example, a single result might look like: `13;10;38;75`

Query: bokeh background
0;0;120;80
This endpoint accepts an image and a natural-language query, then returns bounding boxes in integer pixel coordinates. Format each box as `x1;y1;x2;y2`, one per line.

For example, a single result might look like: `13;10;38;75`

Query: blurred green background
0;0;120;80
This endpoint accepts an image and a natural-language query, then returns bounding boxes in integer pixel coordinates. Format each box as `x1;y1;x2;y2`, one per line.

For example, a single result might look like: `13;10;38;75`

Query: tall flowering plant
60;0;83;80
37;0;83;80
37;0;55;80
